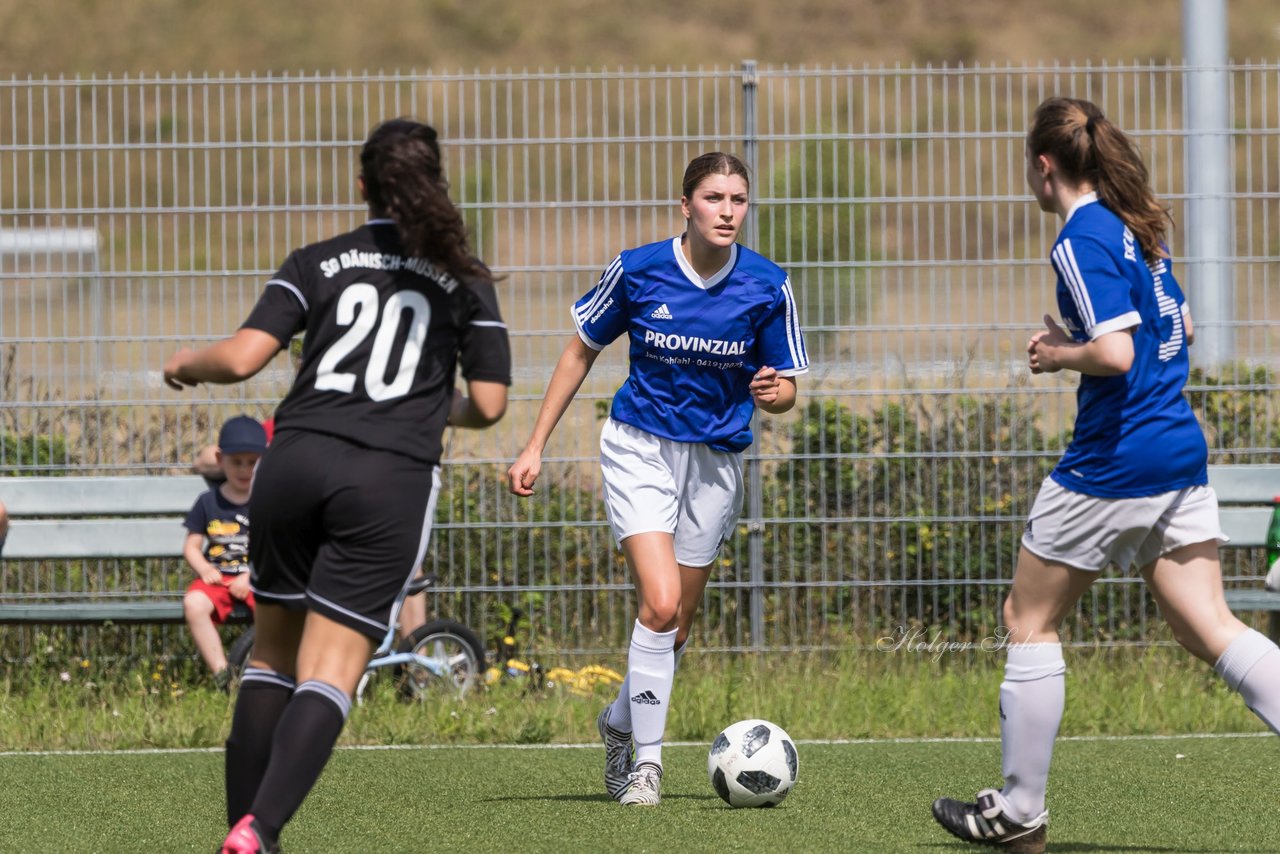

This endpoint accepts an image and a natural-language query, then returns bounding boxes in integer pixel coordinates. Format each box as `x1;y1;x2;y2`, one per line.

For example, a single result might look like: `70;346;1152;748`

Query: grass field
1;647;1270;752
1;735;1277;852
2;648;1276;850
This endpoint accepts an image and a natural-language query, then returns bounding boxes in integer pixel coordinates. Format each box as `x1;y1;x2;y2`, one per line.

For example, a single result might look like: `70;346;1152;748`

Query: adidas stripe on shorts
1020;477;1226;572
599;418;743;567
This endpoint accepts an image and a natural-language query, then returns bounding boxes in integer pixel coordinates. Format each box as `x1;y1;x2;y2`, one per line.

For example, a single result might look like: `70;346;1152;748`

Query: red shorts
186;577;255;623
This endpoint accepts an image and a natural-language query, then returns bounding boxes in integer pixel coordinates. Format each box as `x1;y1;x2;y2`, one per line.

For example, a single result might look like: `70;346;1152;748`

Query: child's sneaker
618;762;662;806
221;814;278;854
596;706;634;800
931;788;1047;853
213;667;234;693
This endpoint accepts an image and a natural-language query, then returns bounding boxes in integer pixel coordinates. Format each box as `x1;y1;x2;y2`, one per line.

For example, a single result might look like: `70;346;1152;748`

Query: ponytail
1028;97;1173;259
359;119;488;282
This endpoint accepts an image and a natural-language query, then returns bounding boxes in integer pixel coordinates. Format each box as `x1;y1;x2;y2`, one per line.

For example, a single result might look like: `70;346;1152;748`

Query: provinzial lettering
643;329;745;356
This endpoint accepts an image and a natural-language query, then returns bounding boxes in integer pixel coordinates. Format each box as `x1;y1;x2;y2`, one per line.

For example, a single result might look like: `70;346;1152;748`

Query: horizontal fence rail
0;63;1277;659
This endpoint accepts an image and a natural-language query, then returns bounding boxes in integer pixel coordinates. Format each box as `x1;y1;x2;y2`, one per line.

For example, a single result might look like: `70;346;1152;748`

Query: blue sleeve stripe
575;255;623;323
266;278;308;311
1052;240;1097;331
780;278;809;369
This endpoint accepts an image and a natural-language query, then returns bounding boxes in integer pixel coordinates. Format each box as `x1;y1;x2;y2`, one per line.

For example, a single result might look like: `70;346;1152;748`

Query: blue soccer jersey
1047;194;1207;498
573;237;809;452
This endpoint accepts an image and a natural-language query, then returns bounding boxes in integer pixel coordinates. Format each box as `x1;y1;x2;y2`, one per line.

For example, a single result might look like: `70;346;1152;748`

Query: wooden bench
1212;464;1280;641
0;475;250;624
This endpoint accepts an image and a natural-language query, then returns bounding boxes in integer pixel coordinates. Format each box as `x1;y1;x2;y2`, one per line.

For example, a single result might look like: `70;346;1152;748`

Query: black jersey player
163;119;511;854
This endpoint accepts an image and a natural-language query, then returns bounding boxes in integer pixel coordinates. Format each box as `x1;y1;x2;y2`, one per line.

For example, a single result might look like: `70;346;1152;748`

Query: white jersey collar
1064;191;1098;224
672;236;737;290
367;218;396;226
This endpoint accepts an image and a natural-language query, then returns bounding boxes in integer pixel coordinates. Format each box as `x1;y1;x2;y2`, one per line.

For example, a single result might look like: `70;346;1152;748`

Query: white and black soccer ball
707;718;798;808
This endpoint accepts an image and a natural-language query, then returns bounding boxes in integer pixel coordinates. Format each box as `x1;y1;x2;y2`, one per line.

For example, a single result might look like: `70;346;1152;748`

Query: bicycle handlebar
405;572;439;596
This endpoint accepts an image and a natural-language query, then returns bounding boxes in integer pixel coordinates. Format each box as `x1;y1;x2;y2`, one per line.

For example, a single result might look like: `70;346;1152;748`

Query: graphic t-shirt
183;488;251;575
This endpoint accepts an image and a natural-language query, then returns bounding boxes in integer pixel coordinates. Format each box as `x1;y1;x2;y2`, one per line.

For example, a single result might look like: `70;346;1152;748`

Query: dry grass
1;0;1279;78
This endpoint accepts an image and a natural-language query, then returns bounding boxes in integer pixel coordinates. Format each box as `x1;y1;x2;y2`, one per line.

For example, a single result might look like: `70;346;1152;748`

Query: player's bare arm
448;380;509;428
749;366;797;414
164;328;283;389
1027;314;1134;376
508;336;601;496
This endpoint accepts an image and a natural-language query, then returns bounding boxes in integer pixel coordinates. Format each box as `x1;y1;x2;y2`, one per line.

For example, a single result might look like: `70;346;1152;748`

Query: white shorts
599;418;744;567
1020;477;1227;573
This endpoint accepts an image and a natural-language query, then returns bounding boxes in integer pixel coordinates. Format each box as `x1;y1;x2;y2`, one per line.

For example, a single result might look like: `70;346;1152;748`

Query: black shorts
248;429;440;641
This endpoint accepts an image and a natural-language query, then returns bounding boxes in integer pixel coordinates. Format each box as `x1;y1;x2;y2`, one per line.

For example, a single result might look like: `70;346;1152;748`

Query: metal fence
1;63;1278;657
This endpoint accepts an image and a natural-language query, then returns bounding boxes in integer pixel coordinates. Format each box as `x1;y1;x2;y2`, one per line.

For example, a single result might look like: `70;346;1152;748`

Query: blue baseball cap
218;416;268;455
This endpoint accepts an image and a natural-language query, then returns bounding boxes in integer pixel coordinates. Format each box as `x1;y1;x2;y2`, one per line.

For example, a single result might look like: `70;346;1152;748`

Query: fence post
741;59;766;650
1181;0;1235;368
742;60;760;249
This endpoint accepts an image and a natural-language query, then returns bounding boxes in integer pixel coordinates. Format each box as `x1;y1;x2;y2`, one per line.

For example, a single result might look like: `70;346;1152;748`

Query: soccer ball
707;719;798;808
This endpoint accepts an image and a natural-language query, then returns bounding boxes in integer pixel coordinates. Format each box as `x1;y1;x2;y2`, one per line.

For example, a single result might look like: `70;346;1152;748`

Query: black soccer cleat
931;788;1047;853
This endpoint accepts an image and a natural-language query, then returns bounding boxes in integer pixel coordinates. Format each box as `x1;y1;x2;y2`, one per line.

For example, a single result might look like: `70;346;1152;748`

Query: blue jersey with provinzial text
573;237;809;453
1047;194;1207;498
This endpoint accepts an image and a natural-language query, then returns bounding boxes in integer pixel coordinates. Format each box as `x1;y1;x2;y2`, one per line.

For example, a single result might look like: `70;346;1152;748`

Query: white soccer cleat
618;762;662;806
597;707;634;800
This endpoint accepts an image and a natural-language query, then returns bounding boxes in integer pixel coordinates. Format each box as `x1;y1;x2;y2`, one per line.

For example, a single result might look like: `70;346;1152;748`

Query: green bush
427;462;629;653
762;394;1065;640
756;368;1280;643
4;369;1278;663
1187;364;1280;463
0;430;71;475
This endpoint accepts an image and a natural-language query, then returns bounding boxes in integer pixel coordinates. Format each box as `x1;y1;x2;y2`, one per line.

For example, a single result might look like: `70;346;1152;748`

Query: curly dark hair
360;118;487;282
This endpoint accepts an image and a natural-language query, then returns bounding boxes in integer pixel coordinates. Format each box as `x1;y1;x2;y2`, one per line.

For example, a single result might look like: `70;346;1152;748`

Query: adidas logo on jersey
630;690;661;705
650;303;673;320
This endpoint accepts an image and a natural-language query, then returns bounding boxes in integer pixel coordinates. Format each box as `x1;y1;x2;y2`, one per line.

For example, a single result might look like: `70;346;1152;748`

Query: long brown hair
681;152;751;200
1027;97;1172;259
360;118;487;281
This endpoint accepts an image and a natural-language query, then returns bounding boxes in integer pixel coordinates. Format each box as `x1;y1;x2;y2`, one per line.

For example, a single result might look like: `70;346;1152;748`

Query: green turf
3;646;1269;752
1;736;1277;852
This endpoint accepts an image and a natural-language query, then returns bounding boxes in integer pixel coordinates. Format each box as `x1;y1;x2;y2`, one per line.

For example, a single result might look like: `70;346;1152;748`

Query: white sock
608;637;687;733
1215;628;1280;735
998;643;1065;823
624;621;676;768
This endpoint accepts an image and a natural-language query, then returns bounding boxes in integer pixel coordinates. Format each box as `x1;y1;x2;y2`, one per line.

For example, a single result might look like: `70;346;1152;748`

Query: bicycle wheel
227;626;256;675
354;668;377;705
393;619;487;701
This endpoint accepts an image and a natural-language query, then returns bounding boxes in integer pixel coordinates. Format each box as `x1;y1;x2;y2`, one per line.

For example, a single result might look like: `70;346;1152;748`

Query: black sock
249;680;351;841
225;668;296;827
